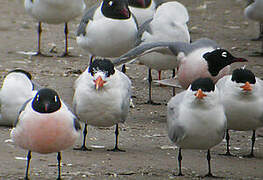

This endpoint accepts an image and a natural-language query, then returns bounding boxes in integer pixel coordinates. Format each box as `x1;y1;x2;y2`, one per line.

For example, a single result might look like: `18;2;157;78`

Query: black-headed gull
73;58;132;151
113;38;247;90
24;0;86;56
0;69;39;126
167;77;226;177
216;68;263;157
11;88;81;179
135;1;190;104
76;0;138;64
244;0;263;55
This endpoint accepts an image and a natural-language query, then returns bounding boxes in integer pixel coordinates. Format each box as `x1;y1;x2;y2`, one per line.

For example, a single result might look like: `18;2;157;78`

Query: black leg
251;23;263;41
57;152;61;180
60;23;71;57
177;148;183;176
204;149;214;177
146;68;161;105
121;64;126;74
74;123;91;151
24;151;31;180
243;130;256;158
107;124;125;152
225;129;232;156
172;69;176;96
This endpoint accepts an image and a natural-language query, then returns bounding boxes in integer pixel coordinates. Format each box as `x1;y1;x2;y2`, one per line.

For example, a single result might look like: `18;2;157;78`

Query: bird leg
74;123;92;151
243;130;256;158
60;23;72;57
172;69;176;96
204;149;214;177
24;151;31;180
177;148;183;176
57;152;61;180
107;124;125;152
146;68;161;105
251;23;263;41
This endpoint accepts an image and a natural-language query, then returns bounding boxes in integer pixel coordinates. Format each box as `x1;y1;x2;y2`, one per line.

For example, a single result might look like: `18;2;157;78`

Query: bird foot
172;172;184;176
248;51;263;57
145;100;161;105
58;52;75;57
73;146;92;151
107;147;125;152
33;51;53;57
251;36;263;41
242;153;255;158
219;151;235;157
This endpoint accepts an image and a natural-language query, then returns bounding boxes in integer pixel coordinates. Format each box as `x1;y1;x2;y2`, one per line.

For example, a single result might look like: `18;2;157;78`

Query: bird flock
0;0;263;179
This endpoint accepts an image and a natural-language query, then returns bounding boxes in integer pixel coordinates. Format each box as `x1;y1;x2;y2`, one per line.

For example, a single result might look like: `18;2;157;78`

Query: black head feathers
191;78;215;92
231;68;256;84
128;0;151;8
88;58;115;77
8;69;32;80
203;49;247;76
102;0;131;19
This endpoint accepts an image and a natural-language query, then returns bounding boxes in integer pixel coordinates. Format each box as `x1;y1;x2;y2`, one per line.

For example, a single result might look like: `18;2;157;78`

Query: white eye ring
108;1;113;6
54;96;58;102
222;52;227;58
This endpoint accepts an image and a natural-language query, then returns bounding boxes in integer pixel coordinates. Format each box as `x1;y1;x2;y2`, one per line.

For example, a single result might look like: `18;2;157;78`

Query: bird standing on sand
216;68;263;157
167;78;226;177
73;58;131;151
11;88;81;180
24;0;86;56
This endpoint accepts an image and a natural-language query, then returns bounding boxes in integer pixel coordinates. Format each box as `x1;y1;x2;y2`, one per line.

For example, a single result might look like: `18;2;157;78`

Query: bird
216;68;263;157
112;38;247;90
135;1;190;104
0;69;39;126
244;0;263;55
76;0;138;64
128;0;165;26
24;0;86;56
73;58;132;151
167;77;226;177
245;0;263;41
10;88;81;180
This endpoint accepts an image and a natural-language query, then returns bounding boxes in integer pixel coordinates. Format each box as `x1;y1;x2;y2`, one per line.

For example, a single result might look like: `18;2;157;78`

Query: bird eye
108;0;113;6
221;52;227;58
36;94;39;101
54;96;58;102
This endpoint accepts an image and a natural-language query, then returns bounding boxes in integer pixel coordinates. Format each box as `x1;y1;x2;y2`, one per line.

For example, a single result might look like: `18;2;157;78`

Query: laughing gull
0;69;39;126
76;0;138;64
73;58;131;151
167;77;226;177
11;88;81;180
24;0;86;56
135;1;190;104
112;38;247;91
244;0;263;55
216;68;263;157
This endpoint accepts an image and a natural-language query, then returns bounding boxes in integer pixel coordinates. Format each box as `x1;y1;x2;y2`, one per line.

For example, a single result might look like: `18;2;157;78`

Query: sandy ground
1;0;263;179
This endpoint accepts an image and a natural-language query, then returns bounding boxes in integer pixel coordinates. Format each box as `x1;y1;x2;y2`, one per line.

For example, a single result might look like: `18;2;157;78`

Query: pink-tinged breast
11;112;79;154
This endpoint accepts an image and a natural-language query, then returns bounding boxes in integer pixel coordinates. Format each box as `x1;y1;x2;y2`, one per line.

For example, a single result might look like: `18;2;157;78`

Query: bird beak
139;0;146;7
44;103;48;112
241;81;252;91
120;7;129;17
232;57;248;63
195;89;207;99
94;76;106;90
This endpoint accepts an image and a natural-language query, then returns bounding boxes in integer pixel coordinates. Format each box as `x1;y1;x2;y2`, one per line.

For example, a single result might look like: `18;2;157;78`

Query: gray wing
169;38;220;56
112;41;175;66
167;91;186;143
76;3;100;36
13;98;32;127
136;18;153;45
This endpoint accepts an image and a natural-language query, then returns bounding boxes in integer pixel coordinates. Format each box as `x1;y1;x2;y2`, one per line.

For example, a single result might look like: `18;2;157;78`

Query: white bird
128;0;165;26
0;69;39;126
167;77;226;177
73;58;132;151
245;0;263;41
216;68;263;157
76;0;138;64
24;0;86;56
11;88;81;180
135;1;190;104
113;38;247;91
244;0;263;55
